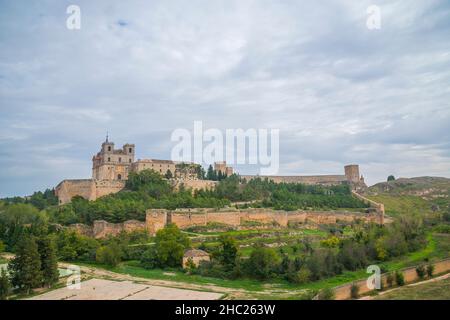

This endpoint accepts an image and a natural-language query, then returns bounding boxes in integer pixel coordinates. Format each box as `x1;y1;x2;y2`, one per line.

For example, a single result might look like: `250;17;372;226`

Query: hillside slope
365;177;450;217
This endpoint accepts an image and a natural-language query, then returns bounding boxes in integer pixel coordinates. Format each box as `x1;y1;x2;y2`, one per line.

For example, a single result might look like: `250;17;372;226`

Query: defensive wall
68;219;147;239
332;258;450;300
240;174;347;185
68;207;381;238
144;208;382;234
55;179;126;205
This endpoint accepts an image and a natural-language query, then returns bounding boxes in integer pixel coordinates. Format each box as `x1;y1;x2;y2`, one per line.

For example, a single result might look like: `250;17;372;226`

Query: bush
415;265;426;279
0;268;11;300
287;267;311;284
426;264;434;278
317;287;335;300
395;271;405;286
246;247;280;280
350;282;360;299
96;243;122;267
140;224;190;268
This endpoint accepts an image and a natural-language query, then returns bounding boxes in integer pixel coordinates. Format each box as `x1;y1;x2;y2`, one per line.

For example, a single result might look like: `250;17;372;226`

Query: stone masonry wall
55;179;126;205
333;258;450;300
69;207;381;239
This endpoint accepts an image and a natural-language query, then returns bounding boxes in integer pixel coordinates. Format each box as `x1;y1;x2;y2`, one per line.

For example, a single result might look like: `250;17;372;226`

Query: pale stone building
214;161;233;176
92;138;135;181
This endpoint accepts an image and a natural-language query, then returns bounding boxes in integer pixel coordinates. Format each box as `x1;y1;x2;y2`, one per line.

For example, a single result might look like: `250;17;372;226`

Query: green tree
164;169;173;179
387;175;395;181
96;242;122;267
246;247;280;280
426;264;434;278
350;282;360;299
395;271;405;286
142;224;191;268
9;236;43;294
217;235;238;271
0;268;10;300
317;287;335;300
206;165;216;180
416;265;426;279
37;236;59;287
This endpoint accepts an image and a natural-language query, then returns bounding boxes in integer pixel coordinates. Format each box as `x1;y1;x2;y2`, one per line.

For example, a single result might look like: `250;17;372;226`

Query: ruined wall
94;180;126;199
145;207;382;235
240;175;347;185
55;179;126;205
145;210;167;234
172;180;217;192
55;180;97;205
352;191;385;224
69;219;146;239
333;258;450;300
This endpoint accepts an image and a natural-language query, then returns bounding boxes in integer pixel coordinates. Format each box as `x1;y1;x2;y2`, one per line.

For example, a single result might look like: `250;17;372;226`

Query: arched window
129;158;132;163
118;157;122;163
108;146;111;151
129;148;132;153
118;174;122;180
108;157;111;162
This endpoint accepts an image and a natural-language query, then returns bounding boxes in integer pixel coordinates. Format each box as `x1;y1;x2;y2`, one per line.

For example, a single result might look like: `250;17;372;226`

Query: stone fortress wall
240;165;366;191
55;139;369;204
55;179;126;205
70;207;383;239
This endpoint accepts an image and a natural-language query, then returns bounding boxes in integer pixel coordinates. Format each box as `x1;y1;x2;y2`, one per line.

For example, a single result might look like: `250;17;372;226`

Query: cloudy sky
1;0;450;197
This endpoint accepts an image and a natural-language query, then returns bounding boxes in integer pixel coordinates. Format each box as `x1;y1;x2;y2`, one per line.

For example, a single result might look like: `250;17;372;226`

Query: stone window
118;174;122;180
119;157;122;163
129;159;132;163
108;157;111;162
108;146;111;151
129;148;132;153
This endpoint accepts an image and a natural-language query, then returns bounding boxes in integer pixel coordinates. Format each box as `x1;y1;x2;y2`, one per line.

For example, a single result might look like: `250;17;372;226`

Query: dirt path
359;272;450;300
58;262;256;299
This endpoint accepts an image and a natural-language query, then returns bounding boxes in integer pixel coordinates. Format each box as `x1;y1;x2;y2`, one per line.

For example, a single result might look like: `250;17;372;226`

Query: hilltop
367;177;450;199
365;177;450;218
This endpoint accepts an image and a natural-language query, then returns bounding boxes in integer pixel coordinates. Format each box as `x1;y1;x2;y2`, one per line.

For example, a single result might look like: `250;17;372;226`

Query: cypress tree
206;165;214;180
9;236;43;294
37;236;59;287
0;268;10;300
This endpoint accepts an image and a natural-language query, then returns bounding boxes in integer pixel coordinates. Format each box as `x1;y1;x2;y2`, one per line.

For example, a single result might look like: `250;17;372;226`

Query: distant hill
367;177;450;199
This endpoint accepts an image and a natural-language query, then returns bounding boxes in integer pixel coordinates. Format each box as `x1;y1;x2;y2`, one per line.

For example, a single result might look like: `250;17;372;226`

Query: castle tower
92;138;135;180
214;161;233;176
344;164;360;183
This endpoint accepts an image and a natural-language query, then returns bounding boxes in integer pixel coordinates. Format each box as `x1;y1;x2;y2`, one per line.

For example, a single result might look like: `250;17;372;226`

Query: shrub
415;265;426;280
287;267;311;284
395;271;405;286
0;268;11;300
426;264;434;278
246;247;280;280
96;243;122;267
317;287;335;300
350;282;360;299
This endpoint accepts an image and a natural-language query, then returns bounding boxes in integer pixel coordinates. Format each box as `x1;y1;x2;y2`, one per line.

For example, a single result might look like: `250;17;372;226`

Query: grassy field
367;194;434;218
375;277;450;300
76;231;449;297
